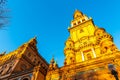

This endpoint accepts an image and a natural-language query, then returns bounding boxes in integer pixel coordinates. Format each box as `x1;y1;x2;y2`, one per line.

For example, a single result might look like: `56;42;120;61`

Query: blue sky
0;0;120;67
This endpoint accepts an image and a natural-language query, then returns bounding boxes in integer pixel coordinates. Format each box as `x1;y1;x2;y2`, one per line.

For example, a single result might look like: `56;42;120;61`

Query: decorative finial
54;60;58;68
73;9;83;19
50;55;55;64
34;36;37;39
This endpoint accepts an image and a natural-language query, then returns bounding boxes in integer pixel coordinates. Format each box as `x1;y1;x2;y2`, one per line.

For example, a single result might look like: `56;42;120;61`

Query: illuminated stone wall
0;38;48;80
46;10;120;80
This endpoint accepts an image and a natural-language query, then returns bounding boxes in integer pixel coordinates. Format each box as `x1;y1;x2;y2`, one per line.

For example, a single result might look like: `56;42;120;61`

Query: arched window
22;76;31;80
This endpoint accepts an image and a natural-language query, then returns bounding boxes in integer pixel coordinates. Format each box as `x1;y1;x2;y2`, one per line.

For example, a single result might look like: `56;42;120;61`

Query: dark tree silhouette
0;0;9;29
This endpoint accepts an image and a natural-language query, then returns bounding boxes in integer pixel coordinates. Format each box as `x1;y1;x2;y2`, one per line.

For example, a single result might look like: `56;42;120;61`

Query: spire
53;60;58;68
73;9;83;19
48;57;54;71
50;57;55;64
69;10;89;28
49;57;59;70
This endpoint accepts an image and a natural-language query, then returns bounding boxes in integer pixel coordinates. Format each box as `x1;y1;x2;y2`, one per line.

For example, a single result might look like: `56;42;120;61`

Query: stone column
91;48;96;58
81;51;84;61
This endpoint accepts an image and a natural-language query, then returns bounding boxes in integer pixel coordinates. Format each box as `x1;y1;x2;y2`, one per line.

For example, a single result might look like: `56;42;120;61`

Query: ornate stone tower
64;10;118;65
46;10;120;80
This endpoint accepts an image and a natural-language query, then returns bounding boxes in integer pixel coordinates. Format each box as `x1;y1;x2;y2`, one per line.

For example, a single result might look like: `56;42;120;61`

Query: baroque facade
46;10;120;80
0;37;48;80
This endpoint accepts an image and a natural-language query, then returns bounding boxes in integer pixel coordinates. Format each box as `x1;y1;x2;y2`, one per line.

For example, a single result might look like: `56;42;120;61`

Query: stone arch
94;28;105;36
21;76;31;80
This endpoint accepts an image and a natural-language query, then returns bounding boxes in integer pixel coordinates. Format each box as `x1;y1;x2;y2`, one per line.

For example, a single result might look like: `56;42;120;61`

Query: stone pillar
81;51;84;61
91;48;96;58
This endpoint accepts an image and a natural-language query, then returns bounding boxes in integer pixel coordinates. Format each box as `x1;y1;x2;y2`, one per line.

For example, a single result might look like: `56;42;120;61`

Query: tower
64;10;118;65
46;10;120;80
